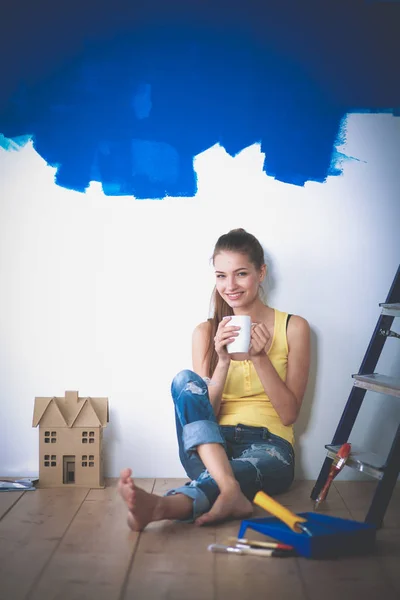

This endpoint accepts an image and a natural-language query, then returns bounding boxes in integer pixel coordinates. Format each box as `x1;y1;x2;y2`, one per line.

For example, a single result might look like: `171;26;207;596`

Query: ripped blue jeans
165;369;295;521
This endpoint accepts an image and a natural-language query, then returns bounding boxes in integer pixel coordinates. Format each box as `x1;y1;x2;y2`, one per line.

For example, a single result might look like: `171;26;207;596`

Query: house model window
33;390;109;488
81;454;95;468
44;454;57;467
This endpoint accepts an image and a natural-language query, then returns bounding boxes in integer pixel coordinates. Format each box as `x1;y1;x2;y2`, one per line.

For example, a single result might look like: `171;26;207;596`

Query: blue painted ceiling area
1;0;399;198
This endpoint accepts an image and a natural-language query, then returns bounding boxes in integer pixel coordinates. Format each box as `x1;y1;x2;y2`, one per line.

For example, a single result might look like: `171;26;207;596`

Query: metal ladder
310;265;400;528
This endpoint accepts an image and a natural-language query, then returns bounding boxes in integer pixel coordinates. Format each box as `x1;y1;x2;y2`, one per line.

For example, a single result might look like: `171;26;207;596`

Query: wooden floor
0;478;399;600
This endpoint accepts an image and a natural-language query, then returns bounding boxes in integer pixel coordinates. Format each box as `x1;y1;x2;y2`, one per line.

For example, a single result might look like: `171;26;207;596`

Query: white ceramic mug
226;315;252;354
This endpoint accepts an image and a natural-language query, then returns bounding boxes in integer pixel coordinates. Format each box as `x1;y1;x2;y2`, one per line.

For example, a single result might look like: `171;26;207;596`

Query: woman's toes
120;468;132;482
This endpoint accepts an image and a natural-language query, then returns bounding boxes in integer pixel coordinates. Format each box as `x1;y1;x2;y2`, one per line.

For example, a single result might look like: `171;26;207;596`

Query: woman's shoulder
287;314;309;328
286;313;310;346
274;307;309;328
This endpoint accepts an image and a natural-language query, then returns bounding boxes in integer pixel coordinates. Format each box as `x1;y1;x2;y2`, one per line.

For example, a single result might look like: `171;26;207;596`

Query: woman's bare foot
195;483;253;526
118;468;165;531
118;468;193;531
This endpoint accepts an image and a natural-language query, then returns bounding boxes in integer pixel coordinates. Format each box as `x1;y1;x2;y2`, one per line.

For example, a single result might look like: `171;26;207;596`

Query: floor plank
28;478;155;600
0;487;89;600
0;491;25;520
123;478;216;600
214;517;307;600
375;527;400;595
297;481;400;600
0;479;399;600
212;481;352;600
334;481;400;527
298;550;398;600
277;480;348;513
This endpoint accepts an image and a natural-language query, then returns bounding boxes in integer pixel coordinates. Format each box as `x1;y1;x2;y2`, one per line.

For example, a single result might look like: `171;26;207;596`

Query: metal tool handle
253;491;308;533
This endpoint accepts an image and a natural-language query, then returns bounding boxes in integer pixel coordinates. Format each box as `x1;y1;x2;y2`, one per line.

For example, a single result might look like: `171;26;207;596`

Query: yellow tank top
218;308;294;446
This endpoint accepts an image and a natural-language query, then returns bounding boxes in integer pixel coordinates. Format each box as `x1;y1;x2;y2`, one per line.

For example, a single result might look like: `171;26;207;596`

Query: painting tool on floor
238;490;376;559
0;478;37;492
314;443;351;510
226;536;294;551
208;543;296;558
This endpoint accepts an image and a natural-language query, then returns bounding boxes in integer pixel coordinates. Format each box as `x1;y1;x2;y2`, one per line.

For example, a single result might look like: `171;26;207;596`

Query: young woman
118;228;310;530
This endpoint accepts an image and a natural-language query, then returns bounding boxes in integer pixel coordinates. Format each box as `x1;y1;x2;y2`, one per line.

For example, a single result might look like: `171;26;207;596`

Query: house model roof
32;391;109;428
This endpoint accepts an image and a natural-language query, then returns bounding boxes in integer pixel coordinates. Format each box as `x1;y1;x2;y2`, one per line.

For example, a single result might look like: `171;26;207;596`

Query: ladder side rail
310;458;334;501
359;313;395;375
310;387;366;500
331;387;367;445
311;265;399;501
332;263;398;440
385;264;400;304
361;262;400;375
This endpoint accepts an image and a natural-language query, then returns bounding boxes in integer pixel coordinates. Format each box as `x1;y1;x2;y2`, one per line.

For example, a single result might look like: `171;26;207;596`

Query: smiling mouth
226;293;243;300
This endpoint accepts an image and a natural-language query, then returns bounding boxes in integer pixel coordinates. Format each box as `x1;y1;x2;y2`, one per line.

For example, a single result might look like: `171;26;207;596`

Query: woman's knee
236;446;294;488
170;369;207;401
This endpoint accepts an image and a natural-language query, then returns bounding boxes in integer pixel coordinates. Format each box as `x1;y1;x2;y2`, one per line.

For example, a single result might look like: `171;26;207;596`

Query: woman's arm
192;321;231;416
251;316;310;426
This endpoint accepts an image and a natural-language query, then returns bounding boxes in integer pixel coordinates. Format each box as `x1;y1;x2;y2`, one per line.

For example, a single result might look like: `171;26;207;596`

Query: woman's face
214;250;265;310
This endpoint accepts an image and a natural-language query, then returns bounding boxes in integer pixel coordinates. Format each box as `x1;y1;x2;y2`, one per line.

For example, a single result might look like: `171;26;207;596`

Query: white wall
0;113;399;481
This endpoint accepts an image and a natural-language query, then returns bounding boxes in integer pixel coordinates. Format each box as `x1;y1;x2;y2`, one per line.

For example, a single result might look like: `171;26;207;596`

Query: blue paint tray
238;512;376;559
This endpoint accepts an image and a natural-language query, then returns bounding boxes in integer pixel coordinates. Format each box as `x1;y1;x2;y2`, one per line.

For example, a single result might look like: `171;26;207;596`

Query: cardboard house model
32;391;109;488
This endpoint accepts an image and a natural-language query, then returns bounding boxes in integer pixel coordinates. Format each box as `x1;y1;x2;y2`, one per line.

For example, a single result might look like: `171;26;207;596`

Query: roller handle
254;491;308;533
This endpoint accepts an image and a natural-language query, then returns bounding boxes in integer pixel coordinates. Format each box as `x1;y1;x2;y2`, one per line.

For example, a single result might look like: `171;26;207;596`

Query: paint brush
314;442;351;510
208;543;296;558
227;536;294;551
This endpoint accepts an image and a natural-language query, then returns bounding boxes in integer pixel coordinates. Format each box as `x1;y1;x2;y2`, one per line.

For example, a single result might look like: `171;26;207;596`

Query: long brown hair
207;228;265;377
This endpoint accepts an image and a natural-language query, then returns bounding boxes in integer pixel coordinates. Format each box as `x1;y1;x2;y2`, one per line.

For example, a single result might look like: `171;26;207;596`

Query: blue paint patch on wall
132;84;152;120
0;1;399;198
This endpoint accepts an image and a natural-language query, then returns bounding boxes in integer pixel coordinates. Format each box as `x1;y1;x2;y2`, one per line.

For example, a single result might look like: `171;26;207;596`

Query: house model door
63;456;75;484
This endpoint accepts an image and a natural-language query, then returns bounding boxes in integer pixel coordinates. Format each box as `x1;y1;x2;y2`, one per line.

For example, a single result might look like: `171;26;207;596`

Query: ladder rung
379;302;400;317
352;373;400;398
325;445;385;480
